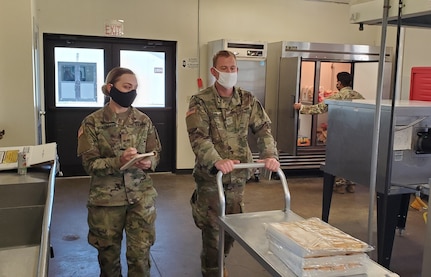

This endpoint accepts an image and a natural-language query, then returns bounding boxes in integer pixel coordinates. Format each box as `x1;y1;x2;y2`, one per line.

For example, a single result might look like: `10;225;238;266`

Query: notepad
120;151;156;171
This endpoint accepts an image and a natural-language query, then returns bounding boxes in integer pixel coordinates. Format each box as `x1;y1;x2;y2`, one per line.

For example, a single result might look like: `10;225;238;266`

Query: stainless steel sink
0;165;57;277
0;175;47;248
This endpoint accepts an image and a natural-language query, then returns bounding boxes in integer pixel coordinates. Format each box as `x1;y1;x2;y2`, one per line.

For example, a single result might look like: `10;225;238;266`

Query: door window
315;62;351;146
297;61;315;146
54;47;104;107
54;47;168;108
120;50;165;107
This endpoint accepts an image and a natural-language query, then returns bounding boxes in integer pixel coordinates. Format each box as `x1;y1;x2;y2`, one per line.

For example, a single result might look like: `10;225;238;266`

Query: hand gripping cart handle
216;163;290;277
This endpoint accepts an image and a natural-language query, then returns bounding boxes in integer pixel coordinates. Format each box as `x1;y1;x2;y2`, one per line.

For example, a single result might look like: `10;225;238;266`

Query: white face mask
214;68;237;89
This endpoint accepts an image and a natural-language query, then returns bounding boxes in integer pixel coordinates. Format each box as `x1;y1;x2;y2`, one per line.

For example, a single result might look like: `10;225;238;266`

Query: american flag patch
77;126;84;138
186;107;196;117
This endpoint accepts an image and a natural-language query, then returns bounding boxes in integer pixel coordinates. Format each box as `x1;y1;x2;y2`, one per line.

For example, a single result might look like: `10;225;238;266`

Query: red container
410;67;431;101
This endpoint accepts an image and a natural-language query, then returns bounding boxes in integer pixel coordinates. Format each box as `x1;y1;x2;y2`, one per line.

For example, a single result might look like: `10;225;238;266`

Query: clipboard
120;151;156;171
0;143;57;171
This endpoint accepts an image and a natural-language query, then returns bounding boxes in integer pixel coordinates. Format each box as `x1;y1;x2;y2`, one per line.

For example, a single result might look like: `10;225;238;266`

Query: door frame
43;33;177;176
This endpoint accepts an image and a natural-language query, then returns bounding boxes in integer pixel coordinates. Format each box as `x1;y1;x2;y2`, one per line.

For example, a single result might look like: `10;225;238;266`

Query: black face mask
109;86;137;108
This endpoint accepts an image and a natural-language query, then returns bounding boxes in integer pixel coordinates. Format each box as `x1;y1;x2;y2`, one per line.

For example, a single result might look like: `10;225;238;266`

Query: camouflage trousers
190;182;244;277
87;188;157;277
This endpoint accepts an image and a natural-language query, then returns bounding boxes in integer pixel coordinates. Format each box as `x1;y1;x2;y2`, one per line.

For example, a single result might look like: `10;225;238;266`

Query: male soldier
293;71;364;193
186;50;279;277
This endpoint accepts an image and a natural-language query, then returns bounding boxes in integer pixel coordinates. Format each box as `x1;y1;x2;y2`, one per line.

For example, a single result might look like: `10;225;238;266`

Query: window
54;47;166;108
120;50;166;107
55;47;104;107
58;62;97;102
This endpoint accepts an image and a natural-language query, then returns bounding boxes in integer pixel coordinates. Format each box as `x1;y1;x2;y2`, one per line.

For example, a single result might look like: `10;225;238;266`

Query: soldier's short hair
337;72;353;87
212;50;237;67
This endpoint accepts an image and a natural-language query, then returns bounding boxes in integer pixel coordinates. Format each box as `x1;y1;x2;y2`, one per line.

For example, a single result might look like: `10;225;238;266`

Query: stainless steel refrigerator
265;41;393;169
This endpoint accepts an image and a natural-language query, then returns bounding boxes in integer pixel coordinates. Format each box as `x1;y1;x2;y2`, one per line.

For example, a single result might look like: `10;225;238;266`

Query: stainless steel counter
0;246;40;276
0;162;57;277
324;99;431;195
322;99;431;268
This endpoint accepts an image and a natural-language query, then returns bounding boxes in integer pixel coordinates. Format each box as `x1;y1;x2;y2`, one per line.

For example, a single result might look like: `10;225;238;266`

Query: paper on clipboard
120;151;156;171
28;143;57;165
0;143;57;171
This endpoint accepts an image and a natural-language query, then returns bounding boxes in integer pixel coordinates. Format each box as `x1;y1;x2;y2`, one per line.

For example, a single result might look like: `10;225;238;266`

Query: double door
43;34;176;176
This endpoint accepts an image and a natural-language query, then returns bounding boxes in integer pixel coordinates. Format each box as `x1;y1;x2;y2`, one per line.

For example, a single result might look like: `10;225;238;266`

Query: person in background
186;50;279;277
293;71;364;194
77;67;162;277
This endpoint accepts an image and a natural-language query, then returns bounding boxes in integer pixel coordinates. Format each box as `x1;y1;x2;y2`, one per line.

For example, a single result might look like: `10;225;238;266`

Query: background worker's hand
293;102;302;110
214;159;240;174
258;157;280;172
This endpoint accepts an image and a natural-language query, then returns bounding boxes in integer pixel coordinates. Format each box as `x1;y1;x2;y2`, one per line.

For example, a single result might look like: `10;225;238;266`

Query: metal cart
216;163;400;277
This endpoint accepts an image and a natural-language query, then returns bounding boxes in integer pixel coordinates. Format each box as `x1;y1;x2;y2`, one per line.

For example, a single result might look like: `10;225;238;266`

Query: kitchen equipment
322;99;431;268
265;41;393;169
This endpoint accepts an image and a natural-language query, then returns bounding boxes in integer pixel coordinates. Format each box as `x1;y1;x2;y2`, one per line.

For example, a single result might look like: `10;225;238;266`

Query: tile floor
48;171;427;277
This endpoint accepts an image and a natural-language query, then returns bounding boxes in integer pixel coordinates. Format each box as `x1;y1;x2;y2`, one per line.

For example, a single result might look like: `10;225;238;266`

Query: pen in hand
120;147;139;166
120;148;142;154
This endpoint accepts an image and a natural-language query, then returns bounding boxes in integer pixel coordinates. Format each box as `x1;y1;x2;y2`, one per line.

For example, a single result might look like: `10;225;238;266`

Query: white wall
2;0;431;169
399;27;431;100
36;0;200;169
0;0;37;146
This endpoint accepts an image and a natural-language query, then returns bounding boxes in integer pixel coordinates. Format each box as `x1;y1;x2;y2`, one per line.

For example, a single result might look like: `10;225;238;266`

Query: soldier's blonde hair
101;67;135;96
212;50;236;67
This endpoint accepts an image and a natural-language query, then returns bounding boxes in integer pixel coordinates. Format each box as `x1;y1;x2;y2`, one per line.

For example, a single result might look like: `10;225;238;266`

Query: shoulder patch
77;126;84;138
186;107;196;117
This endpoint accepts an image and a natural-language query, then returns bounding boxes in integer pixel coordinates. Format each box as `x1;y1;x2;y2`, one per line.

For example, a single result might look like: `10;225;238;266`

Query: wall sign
105;20;124;37
182;57;199;69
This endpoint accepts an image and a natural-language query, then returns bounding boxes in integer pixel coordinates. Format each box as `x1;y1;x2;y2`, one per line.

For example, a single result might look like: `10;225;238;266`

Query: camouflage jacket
77;105;162;206
186;85;278;183
300;86;365;115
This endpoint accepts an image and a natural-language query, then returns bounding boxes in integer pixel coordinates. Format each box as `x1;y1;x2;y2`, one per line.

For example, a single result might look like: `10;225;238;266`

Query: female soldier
77;67;162;277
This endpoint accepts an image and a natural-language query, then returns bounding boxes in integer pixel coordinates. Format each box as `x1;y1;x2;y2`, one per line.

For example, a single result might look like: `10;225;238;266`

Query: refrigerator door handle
291;95;296;118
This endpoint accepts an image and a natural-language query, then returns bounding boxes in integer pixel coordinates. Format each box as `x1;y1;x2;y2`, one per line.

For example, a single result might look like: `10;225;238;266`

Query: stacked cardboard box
266;217;374;277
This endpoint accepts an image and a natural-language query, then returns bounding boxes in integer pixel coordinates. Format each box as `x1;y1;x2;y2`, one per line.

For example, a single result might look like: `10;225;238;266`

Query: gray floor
48;172;427;277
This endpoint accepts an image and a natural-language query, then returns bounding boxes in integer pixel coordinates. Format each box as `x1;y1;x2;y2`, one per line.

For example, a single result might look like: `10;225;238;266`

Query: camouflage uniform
300;86;364;193
77;105;161;277
186;86;278;277
300;86;364;114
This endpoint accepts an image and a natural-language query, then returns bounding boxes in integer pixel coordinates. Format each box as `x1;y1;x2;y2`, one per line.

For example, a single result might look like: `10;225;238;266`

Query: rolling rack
216;163;400;277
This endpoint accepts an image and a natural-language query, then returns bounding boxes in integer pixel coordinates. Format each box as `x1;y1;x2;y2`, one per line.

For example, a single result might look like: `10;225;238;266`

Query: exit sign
105;20;124;37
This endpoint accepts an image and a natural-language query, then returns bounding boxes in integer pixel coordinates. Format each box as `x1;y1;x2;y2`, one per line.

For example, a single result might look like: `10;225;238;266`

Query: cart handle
216;162;290;217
